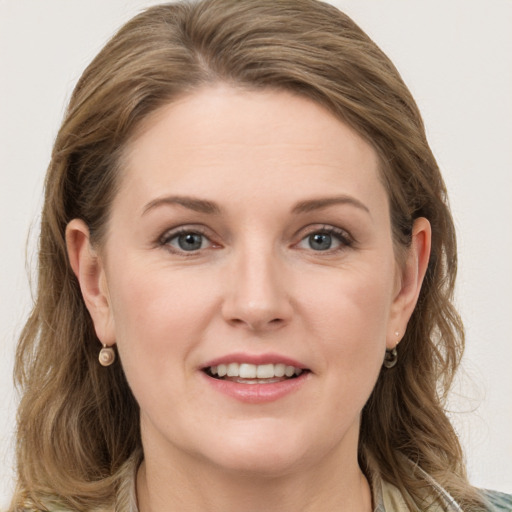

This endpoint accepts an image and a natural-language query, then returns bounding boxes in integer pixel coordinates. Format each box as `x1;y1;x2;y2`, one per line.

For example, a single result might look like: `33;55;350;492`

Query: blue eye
164;231;210;252
297;227;351;252
176;233;204;251
309;233;334;250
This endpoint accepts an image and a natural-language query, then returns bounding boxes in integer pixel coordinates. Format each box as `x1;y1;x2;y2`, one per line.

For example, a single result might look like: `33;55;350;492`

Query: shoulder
483;489;512;511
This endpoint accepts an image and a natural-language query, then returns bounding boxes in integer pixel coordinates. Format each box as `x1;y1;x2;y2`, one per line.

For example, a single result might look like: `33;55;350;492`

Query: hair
11;0;487;510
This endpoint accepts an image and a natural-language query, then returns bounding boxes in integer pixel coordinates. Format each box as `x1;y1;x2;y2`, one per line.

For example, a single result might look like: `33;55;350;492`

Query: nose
221;245;293;332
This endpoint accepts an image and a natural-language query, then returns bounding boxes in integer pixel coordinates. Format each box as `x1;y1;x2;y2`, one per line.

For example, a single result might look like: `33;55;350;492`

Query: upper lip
201;352;308;370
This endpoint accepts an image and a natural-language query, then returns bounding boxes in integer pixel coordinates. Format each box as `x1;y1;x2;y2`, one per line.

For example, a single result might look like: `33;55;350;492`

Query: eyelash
158;225;354;255
297;225;354;253
159;227;215;255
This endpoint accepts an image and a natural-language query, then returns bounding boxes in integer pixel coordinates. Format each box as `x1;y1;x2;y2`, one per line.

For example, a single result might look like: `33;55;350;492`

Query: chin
209;448;307;478
194;422;326;477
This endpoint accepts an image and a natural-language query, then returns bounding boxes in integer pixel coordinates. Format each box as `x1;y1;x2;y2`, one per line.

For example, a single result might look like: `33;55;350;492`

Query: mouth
203;363;308;384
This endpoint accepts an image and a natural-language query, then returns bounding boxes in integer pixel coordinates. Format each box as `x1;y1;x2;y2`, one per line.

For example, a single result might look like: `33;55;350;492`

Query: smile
205;363;304;383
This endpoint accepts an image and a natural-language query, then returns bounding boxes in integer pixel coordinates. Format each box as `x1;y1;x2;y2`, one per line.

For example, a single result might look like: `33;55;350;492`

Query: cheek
281;263;396;438
301;264;395;338
297;261;396;385
105;264;220;420
106;261;219;370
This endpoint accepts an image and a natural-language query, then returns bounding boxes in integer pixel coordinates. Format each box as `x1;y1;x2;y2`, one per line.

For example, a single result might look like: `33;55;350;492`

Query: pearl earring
98;344;116;367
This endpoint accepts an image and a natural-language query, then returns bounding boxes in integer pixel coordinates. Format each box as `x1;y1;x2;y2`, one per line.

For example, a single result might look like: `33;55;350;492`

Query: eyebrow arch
292;196;370;215
142;195;221;215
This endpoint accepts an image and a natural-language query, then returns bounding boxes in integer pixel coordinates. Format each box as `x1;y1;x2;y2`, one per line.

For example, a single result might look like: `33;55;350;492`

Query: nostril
226;315;286;331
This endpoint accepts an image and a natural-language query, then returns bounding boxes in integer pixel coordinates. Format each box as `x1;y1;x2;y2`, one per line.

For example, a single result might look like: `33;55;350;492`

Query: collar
369;461;464;512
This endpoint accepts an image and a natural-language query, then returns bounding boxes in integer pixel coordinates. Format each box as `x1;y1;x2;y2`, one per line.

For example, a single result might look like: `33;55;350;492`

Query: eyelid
159;225;206;242
158;225;218;254
295;224;354;251
156;223;354;255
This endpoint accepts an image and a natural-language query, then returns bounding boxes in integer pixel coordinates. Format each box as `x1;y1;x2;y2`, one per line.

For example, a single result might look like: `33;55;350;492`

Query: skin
67;85;431;512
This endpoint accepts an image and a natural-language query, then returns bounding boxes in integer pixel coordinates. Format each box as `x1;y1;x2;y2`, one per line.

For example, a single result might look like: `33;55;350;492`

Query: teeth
227;363;238;377
274;364;285;377
208;363;303;379
285;366;295;377
239;363;257;379
256;364;274;379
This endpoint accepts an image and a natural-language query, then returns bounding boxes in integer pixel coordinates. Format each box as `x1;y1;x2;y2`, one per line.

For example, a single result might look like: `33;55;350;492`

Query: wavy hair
11;0;486;510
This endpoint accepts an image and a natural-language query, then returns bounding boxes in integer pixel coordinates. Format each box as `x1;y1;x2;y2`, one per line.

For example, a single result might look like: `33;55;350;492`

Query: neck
136;433;372;512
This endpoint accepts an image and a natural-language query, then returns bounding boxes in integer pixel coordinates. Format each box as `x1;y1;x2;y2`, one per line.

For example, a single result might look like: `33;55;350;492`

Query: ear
387;217;431;349
66;219;116;346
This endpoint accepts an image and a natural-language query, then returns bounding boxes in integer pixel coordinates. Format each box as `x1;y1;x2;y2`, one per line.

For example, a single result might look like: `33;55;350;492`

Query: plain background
1;0;511;506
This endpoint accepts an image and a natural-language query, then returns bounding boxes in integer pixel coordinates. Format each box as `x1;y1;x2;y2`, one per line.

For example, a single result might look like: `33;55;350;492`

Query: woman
9;0;512;511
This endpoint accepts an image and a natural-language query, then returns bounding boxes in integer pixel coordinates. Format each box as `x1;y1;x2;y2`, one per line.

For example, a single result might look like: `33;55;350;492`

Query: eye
161;229;212;253
308;233;336;251
297;227;352;252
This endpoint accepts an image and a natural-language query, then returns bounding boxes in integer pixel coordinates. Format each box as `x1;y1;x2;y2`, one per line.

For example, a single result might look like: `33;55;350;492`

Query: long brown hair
11;1;486;510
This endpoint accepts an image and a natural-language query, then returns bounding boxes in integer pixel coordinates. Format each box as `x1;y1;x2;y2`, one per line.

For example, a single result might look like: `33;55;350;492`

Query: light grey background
1;0;511;506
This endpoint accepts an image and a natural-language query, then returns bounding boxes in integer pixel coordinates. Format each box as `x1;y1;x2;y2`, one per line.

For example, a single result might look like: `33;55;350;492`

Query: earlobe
65;219;116;345
387;217;431;348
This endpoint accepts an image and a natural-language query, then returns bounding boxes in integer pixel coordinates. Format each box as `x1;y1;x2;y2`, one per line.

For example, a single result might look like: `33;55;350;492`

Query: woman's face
72;85;427;477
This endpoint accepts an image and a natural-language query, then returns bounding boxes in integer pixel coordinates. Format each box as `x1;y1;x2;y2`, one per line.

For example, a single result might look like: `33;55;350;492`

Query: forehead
118;84;385;213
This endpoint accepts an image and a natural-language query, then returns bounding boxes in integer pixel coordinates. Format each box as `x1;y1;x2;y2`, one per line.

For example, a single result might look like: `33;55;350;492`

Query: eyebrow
142;194;370;217
142;195;221;215
291;195;370;215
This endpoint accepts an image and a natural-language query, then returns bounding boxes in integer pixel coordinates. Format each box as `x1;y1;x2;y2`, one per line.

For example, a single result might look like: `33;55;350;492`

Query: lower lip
201;371;309;403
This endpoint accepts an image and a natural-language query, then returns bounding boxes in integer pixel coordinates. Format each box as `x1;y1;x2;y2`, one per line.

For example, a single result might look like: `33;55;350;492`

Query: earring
383;347;398;368
99;344;116;367
383;331;400;369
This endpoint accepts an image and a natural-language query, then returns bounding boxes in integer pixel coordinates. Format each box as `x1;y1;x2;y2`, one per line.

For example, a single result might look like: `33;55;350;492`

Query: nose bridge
222;236;292;330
